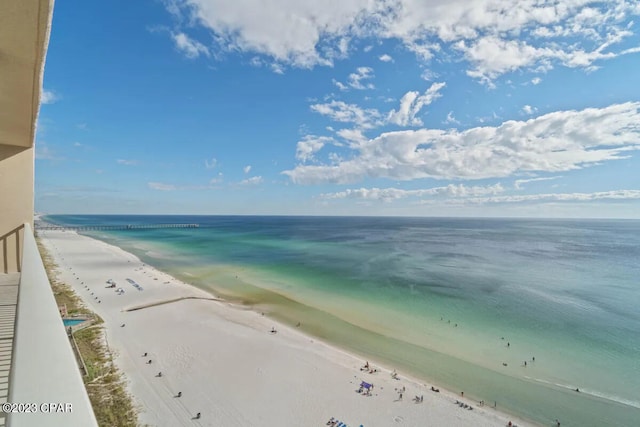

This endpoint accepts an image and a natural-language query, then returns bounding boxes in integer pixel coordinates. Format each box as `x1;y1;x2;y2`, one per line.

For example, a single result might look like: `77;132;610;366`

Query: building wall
0;144;33;273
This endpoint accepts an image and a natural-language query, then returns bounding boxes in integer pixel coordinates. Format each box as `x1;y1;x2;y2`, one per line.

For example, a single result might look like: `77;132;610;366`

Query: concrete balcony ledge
8;224;97;426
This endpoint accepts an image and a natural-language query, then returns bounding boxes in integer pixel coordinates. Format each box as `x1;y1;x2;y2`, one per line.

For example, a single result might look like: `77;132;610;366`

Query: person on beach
143;352;147;357
157;372;162;377
195;412;201;419
177;392;182;398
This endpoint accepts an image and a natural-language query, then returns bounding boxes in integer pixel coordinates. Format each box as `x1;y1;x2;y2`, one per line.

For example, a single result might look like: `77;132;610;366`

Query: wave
524;376;640;409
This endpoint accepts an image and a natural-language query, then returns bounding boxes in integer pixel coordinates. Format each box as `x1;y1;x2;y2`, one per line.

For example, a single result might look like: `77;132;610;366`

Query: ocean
43;215;640;426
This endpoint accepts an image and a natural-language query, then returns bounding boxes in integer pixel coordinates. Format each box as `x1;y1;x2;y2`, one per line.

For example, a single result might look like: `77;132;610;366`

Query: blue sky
36;0;640;217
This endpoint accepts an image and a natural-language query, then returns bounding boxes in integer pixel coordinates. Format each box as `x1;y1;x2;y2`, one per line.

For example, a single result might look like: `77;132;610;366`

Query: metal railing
0;224;24;274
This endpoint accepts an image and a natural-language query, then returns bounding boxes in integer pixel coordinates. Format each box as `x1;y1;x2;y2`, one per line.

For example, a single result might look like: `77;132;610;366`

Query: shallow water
45;215;640;426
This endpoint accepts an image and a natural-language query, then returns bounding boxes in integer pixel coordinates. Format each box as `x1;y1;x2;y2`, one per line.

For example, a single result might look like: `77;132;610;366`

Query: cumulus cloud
459;37;556;85
171;32;210;59
531;77;542;85
284;102;640;184
311;83;445;130
522;105;537;115
243;165;252;174
310;100;382;129
379;54;393;62
296;135;336;162
387;82;446;126
348;67;375;89
334;67;375;90
162;1;640;78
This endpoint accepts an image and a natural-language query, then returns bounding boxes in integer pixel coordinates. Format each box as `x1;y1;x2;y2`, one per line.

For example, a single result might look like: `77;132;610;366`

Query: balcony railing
6;223;98;426
1;225;24;274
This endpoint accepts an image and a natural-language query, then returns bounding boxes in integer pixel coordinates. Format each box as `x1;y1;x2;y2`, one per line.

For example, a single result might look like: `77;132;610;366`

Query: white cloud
117;159;138;166
465;190;640;204
239;176;263;185
321;183;505;201
296;135;335;162
148;182;177;191
459;37;556;85
522;105;537;115
348;66;375;89
35;143;62;161
332;79;349;91
171;32;210;59
514;176;562;190
334;67;375;90
311;84;445;130
284;102;640;184
420;69;438;81
336;128;366;143
163;1;640;77
444;111;460;125
243;165;252;174
387;82;446;126
205;158;217;169
149;179;222;191
531;77;542;85
310;100;382;129
41;89;58;104
271;63;285;74
379;54;393;62
210;173;224;184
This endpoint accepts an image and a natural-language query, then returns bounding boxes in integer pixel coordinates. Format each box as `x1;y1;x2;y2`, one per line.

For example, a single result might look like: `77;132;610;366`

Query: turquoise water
63;318;86;327
44;215;640;426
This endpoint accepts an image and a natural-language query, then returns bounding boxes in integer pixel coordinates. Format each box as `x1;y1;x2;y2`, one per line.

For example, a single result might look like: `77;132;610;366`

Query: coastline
39;229;536;427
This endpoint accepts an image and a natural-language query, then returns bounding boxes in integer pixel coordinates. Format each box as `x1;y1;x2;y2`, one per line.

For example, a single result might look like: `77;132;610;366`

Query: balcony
0;224;97;426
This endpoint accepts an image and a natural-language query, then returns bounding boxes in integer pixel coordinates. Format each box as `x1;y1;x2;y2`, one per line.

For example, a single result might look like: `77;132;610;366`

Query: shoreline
39;229;536;427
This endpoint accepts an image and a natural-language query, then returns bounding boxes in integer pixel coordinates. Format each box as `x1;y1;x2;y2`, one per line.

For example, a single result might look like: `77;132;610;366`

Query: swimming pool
63;318;87;327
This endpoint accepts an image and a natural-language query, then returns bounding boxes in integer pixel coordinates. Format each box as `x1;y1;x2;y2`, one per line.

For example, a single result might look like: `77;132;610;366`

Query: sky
36;0;640;218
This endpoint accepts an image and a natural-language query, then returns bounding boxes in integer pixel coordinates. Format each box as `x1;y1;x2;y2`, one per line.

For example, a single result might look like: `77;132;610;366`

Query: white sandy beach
39;229;535;427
